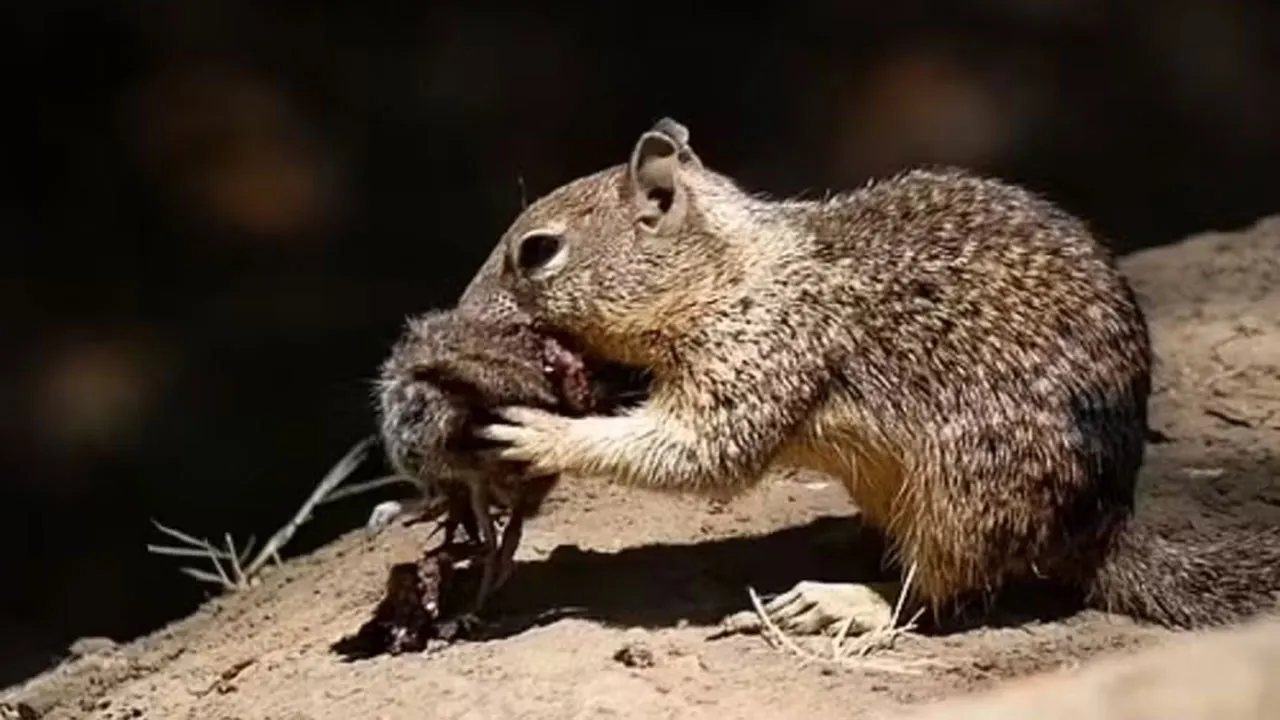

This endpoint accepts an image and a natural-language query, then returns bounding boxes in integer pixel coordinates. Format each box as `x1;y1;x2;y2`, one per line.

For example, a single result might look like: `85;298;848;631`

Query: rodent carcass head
375;309;584;487
492;118;746;370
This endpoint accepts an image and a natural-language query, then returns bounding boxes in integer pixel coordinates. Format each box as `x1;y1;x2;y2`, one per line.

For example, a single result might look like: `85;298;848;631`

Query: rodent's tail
1087;517;1280;629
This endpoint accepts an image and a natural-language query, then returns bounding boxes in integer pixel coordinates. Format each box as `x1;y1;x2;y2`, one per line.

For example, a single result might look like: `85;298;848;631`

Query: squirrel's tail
1086;517;1280;629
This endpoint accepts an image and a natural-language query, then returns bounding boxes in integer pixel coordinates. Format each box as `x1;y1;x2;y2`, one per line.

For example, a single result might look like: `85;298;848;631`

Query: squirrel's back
783;167;1151;442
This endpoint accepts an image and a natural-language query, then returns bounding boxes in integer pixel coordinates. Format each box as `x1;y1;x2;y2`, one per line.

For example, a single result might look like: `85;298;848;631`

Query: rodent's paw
475;406;572;474
365;500;406;537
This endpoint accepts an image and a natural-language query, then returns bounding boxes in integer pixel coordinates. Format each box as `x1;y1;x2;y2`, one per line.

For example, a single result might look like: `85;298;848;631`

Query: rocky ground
4;216;1279;720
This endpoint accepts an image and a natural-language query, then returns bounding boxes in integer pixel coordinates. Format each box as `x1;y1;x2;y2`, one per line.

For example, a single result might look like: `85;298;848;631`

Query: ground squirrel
374;308;602;618
469;117;1280;634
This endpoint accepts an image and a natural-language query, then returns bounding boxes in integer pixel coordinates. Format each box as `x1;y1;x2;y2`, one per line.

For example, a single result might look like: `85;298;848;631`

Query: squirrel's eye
512;232;567;276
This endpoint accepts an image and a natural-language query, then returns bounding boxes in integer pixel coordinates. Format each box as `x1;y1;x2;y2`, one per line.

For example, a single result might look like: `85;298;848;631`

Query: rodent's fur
469;117;1280;629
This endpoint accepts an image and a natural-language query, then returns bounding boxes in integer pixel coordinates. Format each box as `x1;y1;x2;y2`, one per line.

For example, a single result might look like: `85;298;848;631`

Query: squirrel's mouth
544;330;652;414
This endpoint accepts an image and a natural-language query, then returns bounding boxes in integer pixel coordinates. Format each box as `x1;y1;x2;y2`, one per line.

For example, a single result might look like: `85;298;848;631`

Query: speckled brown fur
471;118;1280;629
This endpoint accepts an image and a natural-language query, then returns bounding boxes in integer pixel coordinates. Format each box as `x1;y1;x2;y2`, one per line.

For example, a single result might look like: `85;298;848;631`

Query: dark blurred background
3;0;1279;685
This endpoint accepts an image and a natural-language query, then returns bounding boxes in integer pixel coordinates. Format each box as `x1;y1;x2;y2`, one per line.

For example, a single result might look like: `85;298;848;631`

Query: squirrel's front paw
476;406;571;474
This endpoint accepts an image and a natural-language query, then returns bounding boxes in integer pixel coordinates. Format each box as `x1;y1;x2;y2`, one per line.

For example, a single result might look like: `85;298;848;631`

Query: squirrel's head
495;118;749;368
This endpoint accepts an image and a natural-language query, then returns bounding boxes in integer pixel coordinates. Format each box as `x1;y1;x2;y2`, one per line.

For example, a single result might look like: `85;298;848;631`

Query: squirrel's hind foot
714;580;902;638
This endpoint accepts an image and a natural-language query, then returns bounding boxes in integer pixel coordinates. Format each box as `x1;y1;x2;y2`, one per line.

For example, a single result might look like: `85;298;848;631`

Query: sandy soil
4;217;1279;720
895;615;1280;720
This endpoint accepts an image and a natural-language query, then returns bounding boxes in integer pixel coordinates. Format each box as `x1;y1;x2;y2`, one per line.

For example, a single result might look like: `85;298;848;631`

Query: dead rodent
374;307;645;619
469;117;1280;634
373;309;587;615
377;307;597;511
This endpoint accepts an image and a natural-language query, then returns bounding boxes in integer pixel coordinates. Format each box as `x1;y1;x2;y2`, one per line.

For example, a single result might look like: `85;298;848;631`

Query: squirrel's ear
628;117;701;235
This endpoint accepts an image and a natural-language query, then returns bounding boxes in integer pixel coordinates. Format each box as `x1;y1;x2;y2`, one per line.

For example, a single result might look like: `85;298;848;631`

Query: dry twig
317;474;409;506
147;436;376;592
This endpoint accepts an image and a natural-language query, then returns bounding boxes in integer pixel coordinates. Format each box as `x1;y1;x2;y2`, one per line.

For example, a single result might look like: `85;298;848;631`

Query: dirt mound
5;217;1279;719
895;615;1280;720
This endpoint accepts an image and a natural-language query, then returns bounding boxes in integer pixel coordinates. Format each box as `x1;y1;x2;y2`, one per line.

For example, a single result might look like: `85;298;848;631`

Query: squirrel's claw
493;405;561;428
475;406;569;471
764;581;897;636
473;421;527;448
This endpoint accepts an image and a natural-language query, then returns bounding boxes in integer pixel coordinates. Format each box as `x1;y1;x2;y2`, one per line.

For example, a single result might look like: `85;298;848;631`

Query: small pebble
613;642;656;668
68;636;118;658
